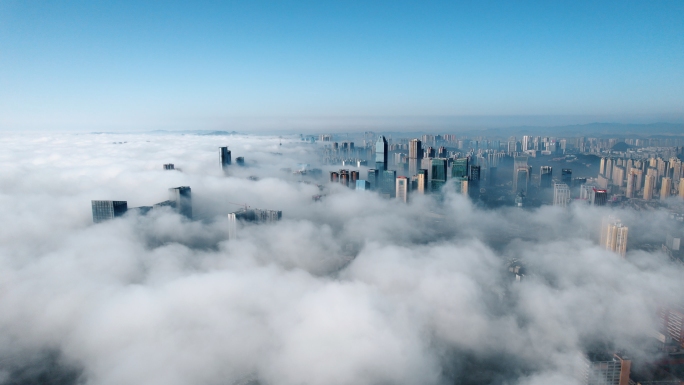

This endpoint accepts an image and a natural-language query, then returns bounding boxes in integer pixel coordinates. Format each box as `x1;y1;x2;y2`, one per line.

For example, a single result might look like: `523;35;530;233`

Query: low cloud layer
0;132;682;385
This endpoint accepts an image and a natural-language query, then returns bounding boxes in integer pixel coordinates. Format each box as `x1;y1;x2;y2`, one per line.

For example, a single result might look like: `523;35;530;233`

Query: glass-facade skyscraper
452;157;469;178
375;136;388;171
219;147;231;173
91;200;128;223
169;186;192;219
431;158;448;192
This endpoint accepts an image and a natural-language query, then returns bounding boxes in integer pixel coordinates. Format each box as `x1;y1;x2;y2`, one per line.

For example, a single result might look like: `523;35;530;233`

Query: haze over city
1;2;684;385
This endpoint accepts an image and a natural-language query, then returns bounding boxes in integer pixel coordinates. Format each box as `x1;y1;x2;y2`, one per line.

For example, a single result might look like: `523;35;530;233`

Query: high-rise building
553;183;571;207
437;146;447;158
228;208;282;240
236;157;245;166
469;165;481;187
408;139;423;176
452;157;469;178
679;180;684;199
431;158;448;192
415;169;428;194
91;200;128;223
339;169;350;187
562;169;572;186
661;177;672;200
592;189;608;206
396;176;409;203
356;180;370;190
581;352;632;385
625;170;638;198
219;147;231;173
380;170;396;198
513;156;529;193
367;169;379;190
163;163;175;170
540;166;553;188
644;174;656;200
169;186;192;219
375;136;388;171
600;217;628;257
330;171;339;183
350;170;359;186
455;176;469;196
612;166;625;187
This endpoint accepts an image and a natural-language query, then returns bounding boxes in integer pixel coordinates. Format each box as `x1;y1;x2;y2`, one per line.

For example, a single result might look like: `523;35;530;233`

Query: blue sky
1;1;683;131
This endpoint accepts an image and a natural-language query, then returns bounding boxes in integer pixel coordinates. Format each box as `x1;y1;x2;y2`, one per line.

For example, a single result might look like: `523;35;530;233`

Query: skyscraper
513;156;529;193
561;169;572;186
661;177;672;200
600;217;628;257
553;183;571;207
375;136;388;171
644;174;656;200
219;147;231;173
456;176;469;196
431;158;448;192
169;186;192;219
396;176;409;203
330;171;339;183
339;169;350;187
452;157;469;178
228;208;282;240
625;170;638;198
356;180;370;190
540;166;553;188
408;139;423;176
469;165;481;187
367;169;378;190
91;200;128;223
415;169;428;194
380;170;396;198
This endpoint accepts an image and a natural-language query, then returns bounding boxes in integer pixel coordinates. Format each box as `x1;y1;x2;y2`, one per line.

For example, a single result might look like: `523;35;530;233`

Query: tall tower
396;176;409;203
661;177;673;200
375;136;388;171
415;169;428;194
540;166;553;188
91;200;128;223
553;183;571;207
452;157;469;178
644;174;656;200
431;158;448;192
169;186;192;219
408;139;423;176
561;169;572;186
600;217;628;257
219;147;231;173
625;170;638;198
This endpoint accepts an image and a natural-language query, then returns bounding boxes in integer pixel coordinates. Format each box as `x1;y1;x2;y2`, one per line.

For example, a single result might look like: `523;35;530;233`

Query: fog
0;132;682;385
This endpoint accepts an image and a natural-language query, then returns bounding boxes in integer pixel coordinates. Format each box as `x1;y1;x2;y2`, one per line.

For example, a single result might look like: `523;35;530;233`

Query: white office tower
553;183;571;207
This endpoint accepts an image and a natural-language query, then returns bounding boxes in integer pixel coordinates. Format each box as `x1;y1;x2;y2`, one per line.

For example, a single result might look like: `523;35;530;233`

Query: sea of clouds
0;132;682;385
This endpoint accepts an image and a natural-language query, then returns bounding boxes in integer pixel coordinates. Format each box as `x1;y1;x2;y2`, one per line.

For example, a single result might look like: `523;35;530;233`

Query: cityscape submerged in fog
3;1;684;385
76;127;684;385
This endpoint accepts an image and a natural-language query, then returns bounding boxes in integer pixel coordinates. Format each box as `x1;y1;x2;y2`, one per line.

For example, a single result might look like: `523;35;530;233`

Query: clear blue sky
1;1;683;131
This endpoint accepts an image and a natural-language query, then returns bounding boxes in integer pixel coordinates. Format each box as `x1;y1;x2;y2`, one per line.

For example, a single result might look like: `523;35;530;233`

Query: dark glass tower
375;136;388;171
169;186;192;219
91;200;128;223
431;158;448;192
219;147;231;173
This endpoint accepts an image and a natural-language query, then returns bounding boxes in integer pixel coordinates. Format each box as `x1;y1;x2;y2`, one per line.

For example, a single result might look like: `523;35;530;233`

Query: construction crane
227;202;250;210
